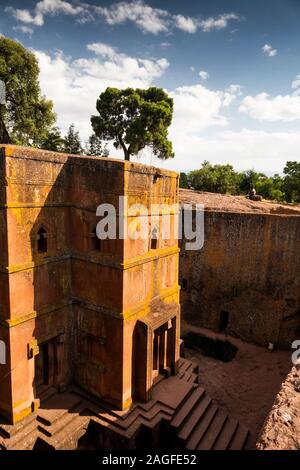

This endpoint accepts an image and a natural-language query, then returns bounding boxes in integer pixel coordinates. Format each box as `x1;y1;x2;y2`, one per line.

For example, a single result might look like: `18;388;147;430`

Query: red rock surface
257;365;300;450
180;189;300;215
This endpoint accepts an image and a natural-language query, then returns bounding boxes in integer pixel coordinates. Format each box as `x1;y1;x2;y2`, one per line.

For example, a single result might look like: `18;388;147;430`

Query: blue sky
1;0;300;174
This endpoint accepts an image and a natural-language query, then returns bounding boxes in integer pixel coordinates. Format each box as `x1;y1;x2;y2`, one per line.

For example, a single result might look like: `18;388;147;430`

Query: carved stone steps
89;409;171;441
173;386;250;451
40;414;89;450
0;359;251;450
227;423;250;450
151;375;195;411
178;358;197;374
187;373;198;384
1;420;38;450
0;412;36;439
37;393;82;426
171;387;205;429
186;403;218;450
197;408;228;450
38;408;81;438
83;400;173;432
178;394;212;442
213;417;239;450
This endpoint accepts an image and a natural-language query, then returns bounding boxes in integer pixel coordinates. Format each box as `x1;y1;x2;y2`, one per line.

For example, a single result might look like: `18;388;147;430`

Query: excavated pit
182;331;238;362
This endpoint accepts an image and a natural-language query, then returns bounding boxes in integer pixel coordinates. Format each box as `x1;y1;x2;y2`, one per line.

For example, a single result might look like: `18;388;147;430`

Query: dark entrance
219;311;229;332
152;319;175;382
34;335;64;396
35;342;49;392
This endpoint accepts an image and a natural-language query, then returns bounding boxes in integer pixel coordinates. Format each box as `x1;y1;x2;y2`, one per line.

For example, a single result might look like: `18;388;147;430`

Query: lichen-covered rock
257;365;300;450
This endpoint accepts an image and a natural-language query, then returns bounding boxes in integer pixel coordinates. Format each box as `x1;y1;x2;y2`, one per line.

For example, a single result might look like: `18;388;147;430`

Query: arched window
0;340;6;365
151;227;158;250
37;228;47;253
91;227;101;251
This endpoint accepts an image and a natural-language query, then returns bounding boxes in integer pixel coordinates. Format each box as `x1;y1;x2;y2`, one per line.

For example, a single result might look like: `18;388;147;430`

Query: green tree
189;161;238;194
85;133;109;157
63;123;83;154
251;173;284;201
39;126;64;152
0;36;56;145
179;172;188;188
238;169;266;194
91;87;174;161
283;161;300;202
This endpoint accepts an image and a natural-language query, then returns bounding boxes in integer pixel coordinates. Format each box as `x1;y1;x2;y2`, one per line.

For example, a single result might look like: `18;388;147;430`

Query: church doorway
35;341;49;392
34;335;64;396
152;319;175;383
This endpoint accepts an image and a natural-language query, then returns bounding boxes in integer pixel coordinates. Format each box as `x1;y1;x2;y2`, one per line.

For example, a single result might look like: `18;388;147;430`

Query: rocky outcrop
257;365;300;450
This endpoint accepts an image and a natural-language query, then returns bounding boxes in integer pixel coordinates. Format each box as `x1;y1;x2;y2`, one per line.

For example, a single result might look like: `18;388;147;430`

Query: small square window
37;228;47;253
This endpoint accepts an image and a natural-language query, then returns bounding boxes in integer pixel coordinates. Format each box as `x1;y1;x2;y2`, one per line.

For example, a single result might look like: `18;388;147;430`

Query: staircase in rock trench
0;358;251;450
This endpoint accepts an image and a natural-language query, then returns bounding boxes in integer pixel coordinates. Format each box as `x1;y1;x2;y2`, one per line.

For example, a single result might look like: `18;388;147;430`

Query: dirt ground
183;326;292;444
180;188;300;215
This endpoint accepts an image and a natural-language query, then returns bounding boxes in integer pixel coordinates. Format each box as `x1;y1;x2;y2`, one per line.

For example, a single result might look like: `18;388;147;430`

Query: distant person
246;187;262;201
187;180;194;190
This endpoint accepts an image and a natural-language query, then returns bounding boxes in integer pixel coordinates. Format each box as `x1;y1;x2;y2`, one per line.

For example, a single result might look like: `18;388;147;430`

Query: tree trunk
119;136;130;161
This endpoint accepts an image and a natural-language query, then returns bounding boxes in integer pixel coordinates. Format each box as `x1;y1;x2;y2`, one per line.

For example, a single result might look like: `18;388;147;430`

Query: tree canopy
180;161;299;203
63;123;83;154
91;87;174;161
0;36;56;145
283;161;300;202
85;133;109;157
39;126;64;152
189;161;237;194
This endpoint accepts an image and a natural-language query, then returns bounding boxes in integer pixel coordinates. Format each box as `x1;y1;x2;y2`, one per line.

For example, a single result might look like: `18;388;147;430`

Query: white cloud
76;43;169;86
6;0;241;35
262;43;277;57
291;74;300;96
174;14;197;33
31;44;296;175
169;83;238;136
239;92;300;121
163;128;300;174
199;13;240;32
12;25;34;36
225;84;243;95
5;7;43;26
158;82;300;175
160;42;171;48
190;66;195;72
34;43;169;139
5;0;85;27
87;43;117;60
156;84;296;175
96;3;241;34
35;48;243;168
94;1;169;34
199;70;209;80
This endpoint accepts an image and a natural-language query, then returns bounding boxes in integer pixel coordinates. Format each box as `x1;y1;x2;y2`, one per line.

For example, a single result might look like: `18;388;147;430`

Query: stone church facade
0;145;180;425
